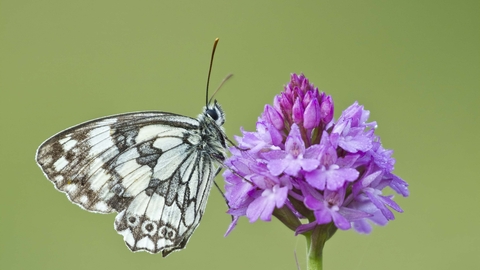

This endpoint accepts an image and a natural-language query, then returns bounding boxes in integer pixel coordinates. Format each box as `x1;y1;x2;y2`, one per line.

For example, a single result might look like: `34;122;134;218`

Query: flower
263;124;320;177
223;73;409;238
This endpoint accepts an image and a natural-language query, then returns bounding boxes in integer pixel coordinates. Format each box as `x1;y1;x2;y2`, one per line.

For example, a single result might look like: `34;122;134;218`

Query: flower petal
331;211;351;230
285;124;305;156
305;169;327;190
325;167;359;191
267;159;289;176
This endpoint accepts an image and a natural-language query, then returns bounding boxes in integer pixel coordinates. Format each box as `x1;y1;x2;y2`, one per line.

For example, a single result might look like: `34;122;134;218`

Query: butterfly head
204;100;225;126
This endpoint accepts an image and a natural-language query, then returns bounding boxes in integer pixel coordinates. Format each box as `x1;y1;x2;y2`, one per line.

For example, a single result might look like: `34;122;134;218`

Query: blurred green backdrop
1;1;479;269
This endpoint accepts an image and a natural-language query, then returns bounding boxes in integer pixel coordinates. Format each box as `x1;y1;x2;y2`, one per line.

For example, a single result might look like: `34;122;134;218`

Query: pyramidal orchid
223;74;409;269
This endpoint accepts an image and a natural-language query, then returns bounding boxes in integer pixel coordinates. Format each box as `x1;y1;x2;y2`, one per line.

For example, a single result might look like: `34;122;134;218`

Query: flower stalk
303;222;338;270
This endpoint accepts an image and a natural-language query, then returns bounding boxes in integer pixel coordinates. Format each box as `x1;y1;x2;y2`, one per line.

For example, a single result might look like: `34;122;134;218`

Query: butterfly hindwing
36;109;225;255
114;152;216;256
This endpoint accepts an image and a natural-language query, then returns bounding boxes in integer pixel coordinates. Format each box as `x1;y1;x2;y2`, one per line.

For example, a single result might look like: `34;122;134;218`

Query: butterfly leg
213;167;235;222
213;167;228;206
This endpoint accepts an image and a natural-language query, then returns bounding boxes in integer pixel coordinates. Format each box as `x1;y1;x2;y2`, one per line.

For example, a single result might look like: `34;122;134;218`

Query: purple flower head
223;74;409;237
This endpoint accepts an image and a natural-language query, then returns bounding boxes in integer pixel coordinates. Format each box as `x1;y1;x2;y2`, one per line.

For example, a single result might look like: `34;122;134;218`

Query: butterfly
35;38;229;257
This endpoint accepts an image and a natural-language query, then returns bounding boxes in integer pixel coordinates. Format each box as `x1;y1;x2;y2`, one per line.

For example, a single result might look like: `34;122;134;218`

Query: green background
1;1;478;269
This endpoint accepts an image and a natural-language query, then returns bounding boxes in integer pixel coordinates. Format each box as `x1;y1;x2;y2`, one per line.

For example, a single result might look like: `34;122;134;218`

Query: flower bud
320;94;334;124
292;97;304;124
280;92;293;115
264;104;284;130
304;98;321;129
273;95;283;113
303;91;314;108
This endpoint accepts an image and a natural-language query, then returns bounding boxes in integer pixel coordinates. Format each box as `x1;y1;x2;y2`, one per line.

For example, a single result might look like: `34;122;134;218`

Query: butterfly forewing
36;108;226;256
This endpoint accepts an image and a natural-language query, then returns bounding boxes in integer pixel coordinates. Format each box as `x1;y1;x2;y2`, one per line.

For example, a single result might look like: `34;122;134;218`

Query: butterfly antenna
208;73;233;105
205;38;220;107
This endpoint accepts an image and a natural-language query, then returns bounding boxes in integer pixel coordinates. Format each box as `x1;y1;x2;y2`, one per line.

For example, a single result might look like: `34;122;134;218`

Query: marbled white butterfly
35;38;228;257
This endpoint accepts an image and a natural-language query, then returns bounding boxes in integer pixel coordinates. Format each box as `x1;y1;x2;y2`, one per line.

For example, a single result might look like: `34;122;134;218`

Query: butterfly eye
206;108;219;120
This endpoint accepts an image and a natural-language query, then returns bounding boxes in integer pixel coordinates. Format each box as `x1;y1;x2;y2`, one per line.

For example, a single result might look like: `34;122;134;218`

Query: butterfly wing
114;149;217;256
36;111;221;255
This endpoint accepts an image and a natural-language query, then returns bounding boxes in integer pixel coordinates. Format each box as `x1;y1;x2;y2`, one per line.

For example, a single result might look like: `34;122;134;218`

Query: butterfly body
36;102;226;256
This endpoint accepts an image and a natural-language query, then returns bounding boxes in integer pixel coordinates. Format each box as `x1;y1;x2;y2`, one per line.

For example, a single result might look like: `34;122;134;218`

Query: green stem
305;224;333;270
272;206;301;232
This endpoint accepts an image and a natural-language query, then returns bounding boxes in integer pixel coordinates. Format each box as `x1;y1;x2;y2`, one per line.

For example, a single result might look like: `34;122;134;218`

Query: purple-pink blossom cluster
223;74;409;236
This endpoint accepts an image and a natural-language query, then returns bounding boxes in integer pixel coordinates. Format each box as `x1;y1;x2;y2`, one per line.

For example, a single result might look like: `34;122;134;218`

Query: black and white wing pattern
36;103;227;257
